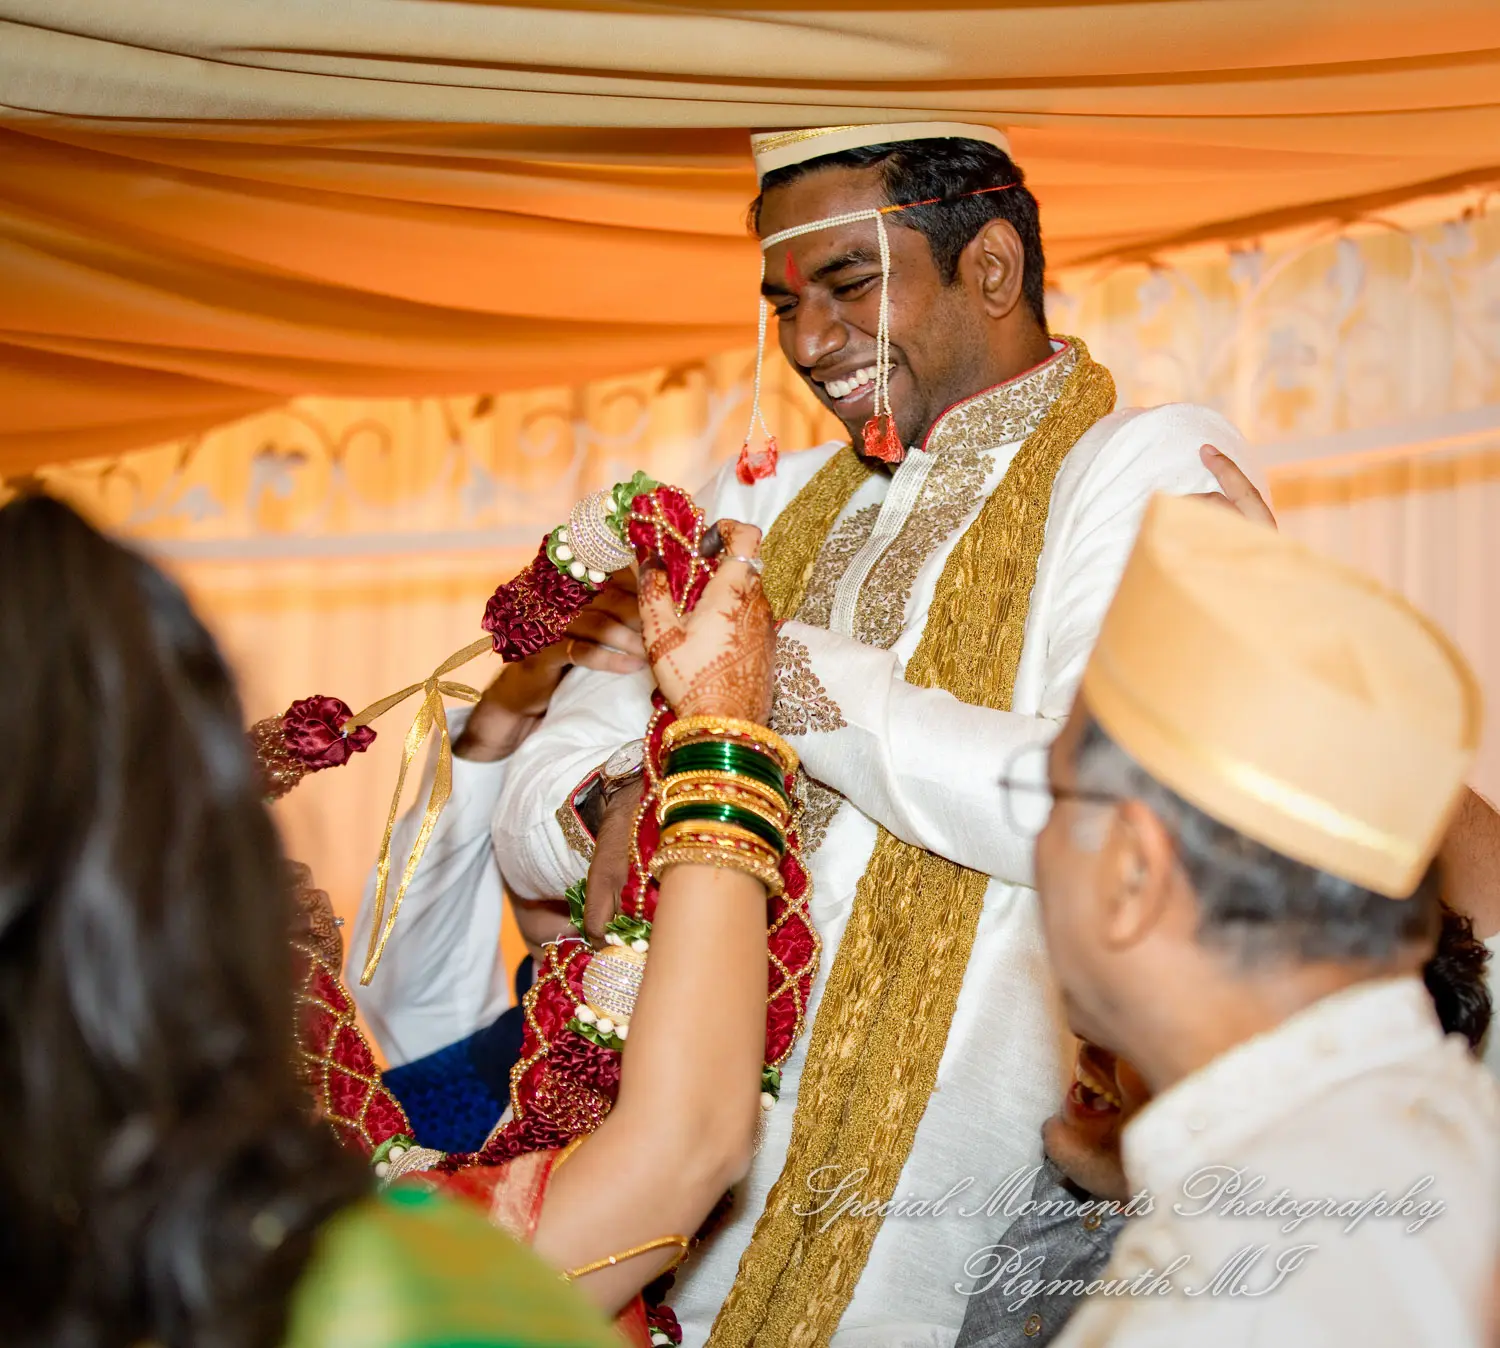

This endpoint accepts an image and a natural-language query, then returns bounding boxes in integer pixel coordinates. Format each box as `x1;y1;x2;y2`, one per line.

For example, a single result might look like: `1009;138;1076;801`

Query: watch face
605;739;646;780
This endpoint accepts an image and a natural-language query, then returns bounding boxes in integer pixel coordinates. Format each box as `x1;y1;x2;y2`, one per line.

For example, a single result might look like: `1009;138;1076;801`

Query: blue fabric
380;957;533;1153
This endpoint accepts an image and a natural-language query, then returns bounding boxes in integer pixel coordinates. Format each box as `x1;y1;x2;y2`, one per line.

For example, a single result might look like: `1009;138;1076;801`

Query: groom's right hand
584;776;644;942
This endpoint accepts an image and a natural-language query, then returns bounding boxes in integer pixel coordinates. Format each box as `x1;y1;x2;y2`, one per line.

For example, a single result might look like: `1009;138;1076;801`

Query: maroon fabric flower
481;544;594;662
646;1303;683;1345
548;1024;624;1096
282;695;376;771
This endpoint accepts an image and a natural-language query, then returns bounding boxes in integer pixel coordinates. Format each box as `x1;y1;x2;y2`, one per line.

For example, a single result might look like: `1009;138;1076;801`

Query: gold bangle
650;843;783;895
660;829;785;874
562;1233;690;1281
657;785;790;834
549;1135;588;1177
660;768;790;813
663;717;799;775
658;820;782;863
652;834;782;877
660;767;790;806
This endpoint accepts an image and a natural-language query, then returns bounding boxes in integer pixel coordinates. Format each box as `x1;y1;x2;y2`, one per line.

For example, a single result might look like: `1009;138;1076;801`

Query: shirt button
1023;1313;1044;1338
1082;1210;1104;1232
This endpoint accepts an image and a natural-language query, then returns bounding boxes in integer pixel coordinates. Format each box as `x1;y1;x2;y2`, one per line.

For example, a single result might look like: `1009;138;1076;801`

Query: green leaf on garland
606;471;660;536
568;1016;624;1053
564;878;588;933
603;912;653;945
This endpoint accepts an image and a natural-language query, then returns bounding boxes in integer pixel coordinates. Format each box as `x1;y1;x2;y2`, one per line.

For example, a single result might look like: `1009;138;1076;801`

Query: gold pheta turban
1082;494;1481;898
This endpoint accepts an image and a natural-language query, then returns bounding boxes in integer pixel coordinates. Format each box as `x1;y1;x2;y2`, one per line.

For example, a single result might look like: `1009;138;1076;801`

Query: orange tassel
862;415;905;464
736;436;779;484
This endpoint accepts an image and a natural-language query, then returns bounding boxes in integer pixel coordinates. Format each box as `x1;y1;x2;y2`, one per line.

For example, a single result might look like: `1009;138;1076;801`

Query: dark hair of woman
0;494;368;1348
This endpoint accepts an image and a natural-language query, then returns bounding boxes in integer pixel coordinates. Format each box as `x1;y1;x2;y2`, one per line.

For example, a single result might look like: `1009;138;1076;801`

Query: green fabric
283;1186;619;1348
661;802;784;852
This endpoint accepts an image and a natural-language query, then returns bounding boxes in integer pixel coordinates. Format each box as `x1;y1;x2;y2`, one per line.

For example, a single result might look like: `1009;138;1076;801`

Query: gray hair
1072;716;1438;966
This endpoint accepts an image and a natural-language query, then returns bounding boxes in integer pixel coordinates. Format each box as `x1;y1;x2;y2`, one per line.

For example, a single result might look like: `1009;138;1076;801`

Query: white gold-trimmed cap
751;122;1011;183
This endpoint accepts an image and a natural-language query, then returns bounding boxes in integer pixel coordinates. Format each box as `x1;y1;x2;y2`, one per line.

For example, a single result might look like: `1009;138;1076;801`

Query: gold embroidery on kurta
794;503;881;630
792;773;846;856
555;797;596;862
771;634;848;737
853;345;1078;649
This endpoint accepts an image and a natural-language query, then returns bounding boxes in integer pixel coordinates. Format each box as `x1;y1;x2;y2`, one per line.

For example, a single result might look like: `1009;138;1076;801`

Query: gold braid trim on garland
708;339;1117;1348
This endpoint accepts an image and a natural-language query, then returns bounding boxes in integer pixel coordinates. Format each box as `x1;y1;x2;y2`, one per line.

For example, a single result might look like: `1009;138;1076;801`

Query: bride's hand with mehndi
637;519;775;723
531;517;774;1312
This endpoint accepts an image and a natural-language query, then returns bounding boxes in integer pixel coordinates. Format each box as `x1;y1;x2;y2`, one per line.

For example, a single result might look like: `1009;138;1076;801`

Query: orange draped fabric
2;0;1499;467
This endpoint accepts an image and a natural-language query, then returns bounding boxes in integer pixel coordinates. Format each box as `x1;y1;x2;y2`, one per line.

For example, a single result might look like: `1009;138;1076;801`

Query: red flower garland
440;485;820;1173
481;545;596;662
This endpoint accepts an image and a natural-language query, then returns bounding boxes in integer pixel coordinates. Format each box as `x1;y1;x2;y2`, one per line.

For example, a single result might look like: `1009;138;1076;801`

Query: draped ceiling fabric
3;0;1500;469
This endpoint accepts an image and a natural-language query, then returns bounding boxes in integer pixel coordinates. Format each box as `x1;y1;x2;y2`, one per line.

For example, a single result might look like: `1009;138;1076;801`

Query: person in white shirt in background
347;580;645;1149
1036;493;1500;1348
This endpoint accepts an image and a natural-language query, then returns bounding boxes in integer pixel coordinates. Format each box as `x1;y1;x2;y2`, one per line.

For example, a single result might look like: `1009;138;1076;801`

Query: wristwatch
600;738;647;804
575;738;646;837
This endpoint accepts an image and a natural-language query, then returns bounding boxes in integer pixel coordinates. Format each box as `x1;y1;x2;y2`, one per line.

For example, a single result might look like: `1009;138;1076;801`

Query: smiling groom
492;123;1249;1347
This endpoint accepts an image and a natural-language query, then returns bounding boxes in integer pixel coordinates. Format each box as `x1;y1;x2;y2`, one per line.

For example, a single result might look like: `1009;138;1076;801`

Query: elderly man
1032;494;1500;1346
487;124;1242;1348
953;900;1492;1348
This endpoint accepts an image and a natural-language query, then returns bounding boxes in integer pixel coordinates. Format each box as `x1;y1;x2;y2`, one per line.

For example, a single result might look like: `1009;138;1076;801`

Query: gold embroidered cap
751;122;1011;183
1081;494;1481;898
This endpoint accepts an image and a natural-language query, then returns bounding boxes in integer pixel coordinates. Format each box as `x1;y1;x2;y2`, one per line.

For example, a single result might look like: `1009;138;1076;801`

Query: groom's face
758;165;992;452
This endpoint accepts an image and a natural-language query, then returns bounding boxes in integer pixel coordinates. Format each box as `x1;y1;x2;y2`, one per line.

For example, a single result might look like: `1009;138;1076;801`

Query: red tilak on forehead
783;250;805;292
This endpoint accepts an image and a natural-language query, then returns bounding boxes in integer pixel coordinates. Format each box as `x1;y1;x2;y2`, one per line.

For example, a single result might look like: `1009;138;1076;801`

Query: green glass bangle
661;802;785;854
665;743;787;796
666;739;783;774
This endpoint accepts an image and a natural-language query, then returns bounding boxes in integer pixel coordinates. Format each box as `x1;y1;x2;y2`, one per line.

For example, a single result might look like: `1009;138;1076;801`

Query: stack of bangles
648;715;798;895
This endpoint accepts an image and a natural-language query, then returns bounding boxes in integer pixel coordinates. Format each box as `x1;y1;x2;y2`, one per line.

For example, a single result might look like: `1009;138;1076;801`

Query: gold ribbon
709;340;1117;1347
353;635;493;985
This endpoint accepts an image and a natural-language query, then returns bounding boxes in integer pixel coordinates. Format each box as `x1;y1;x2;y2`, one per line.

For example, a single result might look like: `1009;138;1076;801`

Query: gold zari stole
709;340;1117;1347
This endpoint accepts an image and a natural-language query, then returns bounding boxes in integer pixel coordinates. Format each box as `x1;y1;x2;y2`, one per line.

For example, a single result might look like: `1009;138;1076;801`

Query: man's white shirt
347;713;513;1069
1056;978;1500;1348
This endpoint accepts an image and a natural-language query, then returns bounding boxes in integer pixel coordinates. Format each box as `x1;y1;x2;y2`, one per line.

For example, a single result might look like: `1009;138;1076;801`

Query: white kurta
491;342;1240;1347
347;705;515;1068
1055;978;1500;1348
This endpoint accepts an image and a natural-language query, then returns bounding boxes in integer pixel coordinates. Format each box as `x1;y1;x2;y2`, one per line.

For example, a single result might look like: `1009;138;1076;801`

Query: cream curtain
1274;434;1500;801
3;0;1500;464
32;350;840;974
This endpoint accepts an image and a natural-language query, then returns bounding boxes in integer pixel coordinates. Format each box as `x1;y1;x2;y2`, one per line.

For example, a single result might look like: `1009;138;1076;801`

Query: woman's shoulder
283;1185;618;1348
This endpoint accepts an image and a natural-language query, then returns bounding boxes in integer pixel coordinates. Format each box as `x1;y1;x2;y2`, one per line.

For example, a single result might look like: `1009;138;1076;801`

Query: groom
488;123;1246;1347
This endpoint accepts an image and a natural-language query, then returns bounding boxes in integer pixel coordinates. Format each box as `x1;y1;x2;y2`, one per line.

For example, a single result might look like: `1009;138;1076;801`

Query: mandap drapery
3;0;1500;467
25;202;1500;931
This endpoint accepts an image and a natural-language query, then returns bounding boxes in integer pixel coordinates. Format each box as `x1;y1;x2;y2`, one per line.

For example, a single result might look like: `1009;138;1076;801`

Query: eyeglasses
997;742;1125;840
